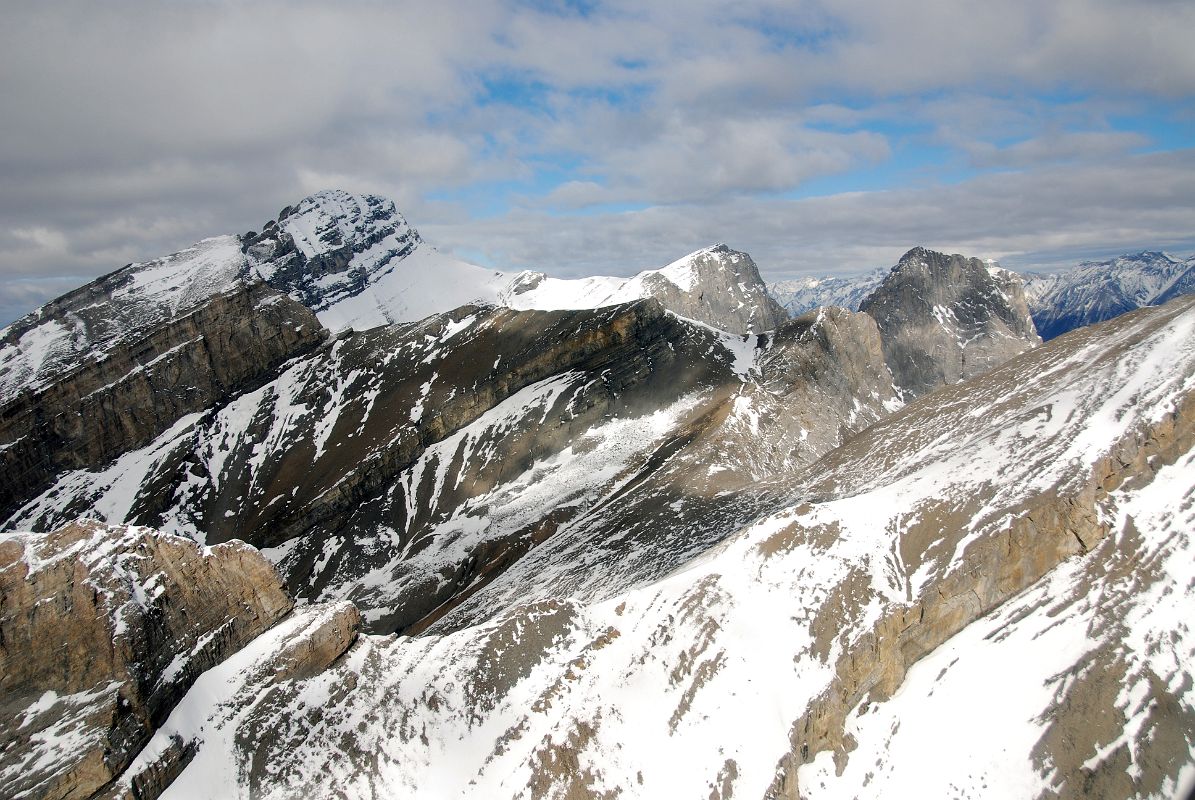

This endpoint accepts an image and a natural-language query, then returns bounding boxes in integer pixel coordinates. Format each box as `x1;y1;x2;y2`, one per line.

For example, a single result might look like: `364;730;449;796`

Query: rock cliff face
860;246;1040;399
0;520;293;800
0;282;326;519
244;191;423;314
7;300;734;631
410;305;902;638
103;296;1195;800
0;235;249;405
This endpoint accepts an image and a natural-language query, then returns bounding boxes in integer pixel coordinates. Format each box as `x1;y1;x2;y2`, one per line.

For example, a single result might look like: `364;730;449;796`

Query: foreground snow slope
801;445;1195;799
134;296;1194;799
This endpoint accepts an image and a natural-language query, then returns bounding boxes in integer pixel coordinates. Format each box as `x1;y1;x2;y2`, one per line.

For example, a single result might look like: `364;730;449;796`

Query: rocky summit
1;191;1192;800
859;246;1040;400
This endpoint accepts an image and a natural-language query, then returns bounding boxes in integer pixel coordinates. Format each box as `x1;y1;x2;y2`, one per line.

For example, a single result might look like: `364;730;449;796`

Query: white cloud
0;0;1192;324
425;149;1195;280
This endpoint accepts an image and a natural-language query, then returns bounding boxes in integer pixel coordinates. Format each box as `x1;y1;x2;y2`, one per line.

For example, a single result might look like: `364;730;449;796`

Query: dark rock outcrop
0;282;326;518
860;246;1040;399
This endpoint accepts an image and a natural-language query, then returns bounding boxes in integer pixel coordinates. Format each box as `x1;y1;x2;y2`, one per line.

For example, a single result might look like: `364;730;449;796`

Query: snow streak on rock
137;296;1194;800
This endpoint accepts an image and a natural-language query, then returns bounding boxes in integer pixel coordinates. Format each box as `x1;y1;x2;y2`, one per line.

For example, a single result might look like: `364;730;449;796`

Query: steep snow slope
1024;251;1195;339
117;295;1195;800
801;446;1195;798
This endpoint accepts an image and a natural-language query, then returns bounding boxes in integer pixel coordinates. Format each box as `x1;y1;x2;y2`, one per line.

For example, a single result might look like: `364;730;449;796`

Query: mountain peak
1074;250;1181;271
269;190;419;261
898;245;934;263
242;189;425;317
861;247;1040;398
649;244;786;332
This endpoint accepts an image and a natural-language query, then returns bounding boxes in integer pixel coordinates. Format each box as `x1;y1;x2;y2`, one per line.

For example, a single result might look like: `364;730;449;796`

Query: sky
1;0;1194;324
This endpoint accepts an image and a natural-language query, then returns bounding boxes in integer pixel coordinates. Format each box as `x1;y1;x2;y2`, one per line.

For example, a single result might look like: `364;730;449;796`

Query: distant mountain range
1021;251;1195;339
770;249;1195;340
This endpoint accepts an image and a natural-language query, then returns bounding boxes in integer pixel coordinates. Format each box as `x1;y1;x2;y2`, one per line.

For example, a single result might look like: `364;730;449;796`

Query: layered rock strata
0;520;293;800
0;282;325;518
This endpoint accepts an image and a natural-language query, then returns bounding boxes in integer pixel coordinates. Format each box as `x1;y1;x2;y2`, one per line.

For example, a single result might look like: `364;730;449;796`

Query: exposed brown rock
0;520;292;800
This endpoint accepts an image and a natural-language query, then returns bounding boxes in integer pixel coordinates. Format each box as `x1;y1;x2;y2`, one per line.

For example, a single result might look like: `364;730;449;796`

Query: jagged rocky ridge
771;248;1195;343
1;191;1193;799
0;282;325;519
859;246;1040;400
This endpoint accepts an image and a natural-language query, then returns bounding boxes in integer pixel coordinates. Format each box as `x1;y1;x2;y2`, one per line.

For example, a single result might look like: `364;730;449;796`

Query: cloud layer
1;0;1193;322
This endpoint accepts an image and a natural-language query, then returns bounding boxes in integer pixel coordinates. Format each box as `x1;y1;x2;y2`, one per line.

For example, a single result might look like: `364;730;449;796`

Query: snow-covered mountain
768;267;887;316
768;249;1195;345
1023;251;1195;339
2;190;1194;800
10;294;1189;800
0;190;782;407
244;189;783;335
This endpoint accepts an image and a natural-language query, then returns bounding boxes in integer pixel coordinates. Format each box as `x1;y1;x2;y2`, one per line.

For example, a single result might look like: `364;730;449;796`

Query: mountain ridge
770;247;1195;342
2;190;1193;800
1023;250;1195;339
